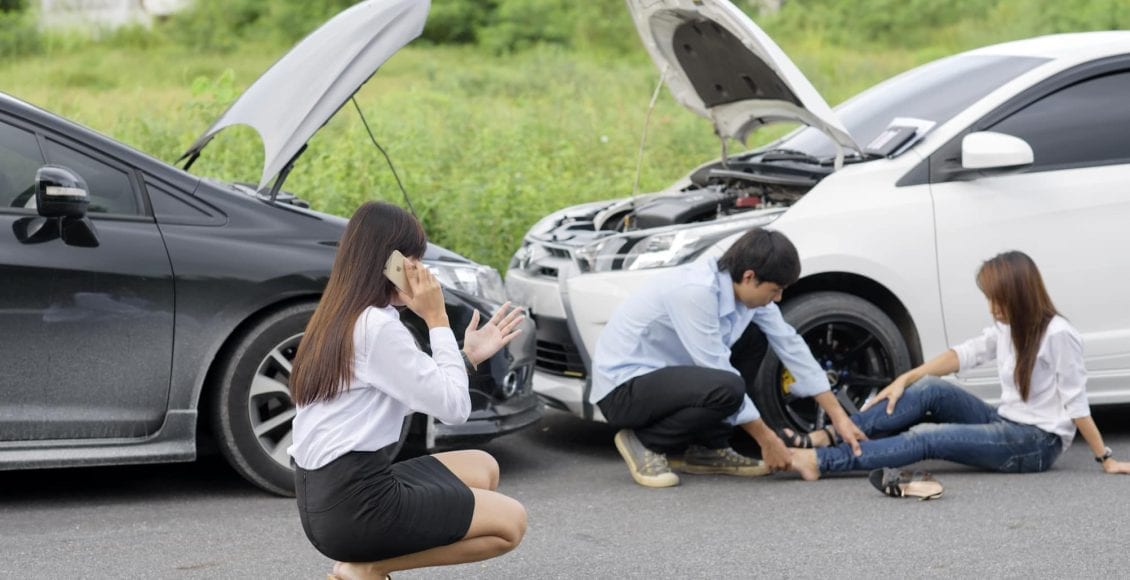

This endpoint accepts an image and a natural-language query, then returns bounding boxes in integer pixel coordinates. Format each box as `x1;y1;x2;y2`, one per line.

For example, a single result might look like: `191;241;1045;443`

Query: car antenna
351;97;418;217
631;64;669;202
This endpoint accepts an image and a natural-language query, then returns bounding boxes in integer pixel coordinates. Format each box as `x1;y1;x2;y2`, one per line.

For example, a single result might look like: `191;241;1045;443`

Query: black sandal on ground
777;426;839;448
868;468;944;501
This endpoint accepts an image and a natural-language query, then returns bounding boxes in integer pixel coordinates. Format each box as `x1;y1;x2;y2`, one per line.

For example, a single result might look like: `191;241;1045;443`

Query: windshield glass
777;54;1049;159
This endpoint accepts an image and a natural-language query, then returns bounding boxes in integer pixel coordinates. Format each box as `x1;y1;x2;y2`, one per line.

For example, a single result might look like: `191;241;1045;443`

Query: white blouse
288;306;470;469
951;315;1090;448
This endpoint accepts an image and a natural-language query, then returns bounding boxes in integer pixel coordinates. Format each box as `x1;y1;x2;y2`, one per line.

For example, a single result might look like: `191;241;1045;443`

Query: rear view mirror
961;131;1034;170
15;165;100;248
35;165;90;218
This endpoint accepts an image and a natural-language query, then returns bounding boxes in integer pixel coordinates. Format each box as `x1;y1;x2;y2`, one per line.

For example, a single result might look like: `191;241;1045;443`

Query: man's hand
756;432;792;472
862;374;911;415
831;416;867;457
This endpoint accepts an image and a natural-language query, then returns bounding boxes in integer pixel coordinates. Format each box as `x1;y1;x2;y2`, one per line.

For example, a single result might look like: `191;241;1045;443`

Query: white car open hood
627;0;859;161
179;0;429;191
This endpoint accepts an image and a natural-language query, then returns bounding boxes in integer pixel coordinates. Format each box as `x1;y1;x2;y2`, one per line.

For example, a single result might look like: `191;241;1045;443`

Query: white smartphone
383;249;410;295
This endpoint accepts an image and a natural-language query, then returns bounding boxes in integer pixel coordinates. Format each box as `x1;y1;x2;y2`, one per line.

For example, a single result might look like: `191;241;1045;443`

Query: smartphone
383;249;410;295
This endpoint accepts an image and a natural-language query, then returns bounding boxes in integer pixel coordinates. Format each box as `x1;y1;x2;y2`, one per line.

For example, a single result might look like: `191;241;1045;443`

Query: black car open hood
179;0;430;191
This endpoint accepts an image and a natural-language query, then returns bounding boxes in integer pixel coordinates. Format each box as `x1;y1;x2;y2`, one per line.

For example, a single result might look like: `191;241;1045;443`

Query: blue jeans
817;377;1062;473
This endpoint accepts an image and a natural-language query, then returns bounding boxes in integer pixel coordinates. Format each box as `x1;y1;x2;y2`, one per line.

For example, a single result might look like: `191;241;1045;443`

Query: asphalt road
2;407;1129;579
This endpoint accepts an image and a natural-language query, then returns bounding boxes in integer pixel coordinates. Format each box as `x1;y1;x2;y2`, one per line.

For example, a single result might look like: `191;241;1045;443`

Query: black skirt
295;445;475;563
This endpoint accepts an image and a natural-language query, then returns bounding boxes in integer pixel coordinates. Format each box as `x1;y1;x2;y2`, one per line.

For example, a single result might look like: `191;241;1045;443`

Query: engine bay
524;155;831;249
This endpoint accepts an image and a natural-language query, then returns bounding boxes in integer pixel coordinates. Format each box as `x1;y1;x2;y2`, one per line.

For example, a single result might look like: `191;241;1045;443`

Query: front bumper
507;263;658;422
435;391;544;444
533;370;607;422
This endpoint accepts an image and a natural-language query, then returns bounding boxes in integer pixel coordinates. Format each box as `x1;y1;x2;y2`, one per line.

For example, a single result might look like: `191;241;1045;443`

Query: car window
43;138;140;215
989;71;1130;171
779;54;1048;160
0;120;44;210
146;178;224;226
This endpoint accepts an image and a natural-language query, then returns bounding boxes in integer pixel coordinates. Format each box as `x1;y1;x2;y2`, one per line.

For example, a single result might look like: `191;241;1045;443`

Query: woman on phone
288;202;527;579
788;251;1130;496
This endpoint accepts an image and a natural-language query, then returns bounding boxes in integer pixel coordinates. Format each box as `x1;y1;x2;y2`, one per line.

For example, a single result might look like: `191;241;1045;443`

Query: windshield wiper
827;151;885;164
759;148;824;164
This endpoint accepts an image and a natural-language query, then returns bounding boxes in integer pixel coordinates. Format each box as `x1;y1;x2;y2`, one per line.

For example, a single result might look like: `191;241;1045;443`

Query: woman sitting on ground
789;251;1130;493
288;202;527;579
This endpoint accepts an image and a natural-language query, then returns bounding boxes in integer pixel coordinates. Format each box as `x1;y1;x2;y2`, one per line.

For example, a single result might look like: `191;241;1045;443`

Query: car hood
627;0;859;161
179;0;430;190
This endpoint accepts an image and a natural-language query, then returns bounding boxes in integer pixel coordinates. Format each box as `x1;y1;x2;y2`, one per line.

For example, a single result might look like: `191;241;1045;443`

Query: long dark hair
976;251;1058;402
291;202;427;406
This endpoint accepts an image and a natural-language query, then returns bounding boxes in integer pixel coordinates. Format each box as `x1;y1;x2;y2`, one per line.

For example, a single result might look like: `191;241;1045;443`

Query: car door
0;116;175;441
929;66;1130;403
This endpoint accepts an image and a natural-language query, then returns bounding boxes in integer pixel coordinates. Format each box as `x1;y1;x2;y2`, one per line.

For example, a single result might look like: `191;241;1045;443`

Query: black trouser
597;324;769;454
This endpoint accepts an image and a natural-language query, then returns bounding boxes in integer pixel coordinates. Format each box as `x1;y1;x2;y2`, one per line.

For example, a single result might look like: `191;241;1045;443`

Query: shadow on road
0;455;260;505
1092;405;1130;434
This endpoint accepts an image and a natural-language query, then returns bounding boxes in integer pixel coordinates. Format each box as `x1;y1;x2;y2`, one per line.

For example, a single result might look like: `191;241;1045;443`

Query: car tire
750;292;913;434
209;303;415;496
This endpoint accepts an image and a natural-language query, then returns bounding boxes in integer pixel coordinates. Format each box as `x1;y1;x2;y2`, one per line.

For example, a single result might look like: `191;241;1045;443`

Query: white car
505;0;1130;433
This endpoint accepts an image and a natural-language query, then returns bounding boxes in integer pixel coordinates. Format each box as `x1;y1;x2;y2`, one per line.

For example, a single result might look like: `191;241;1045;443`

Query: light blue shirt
590;257;830;425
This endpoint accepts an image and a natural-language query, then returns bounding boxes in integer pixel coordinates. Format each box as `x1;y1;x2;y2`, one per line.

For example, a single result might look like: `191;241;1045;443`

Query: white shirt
287;306;471;469
951;315;1089;448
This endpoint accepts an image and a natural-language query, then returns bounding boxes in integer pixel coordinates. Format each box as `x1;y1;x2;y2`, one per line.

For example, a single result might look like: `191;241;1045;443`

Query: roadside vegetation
2;0;1128;270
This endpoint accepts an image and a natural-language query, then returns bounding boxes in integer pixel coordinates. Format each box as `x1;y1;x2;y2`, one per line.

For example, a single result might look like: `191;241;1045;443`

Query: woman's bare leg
431;449;499;490
333;487;527;579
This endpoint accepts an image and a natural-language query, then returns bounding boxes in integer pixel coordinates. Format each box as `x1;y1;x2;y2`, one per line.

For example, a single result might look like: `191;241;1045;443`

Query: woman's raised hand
462;302;525;369
400;259;449;329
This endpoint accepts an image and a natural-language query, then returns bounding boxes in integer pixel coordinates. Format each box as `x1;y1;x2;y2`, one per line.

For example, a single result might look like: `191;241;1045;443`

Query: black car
0;0;540;496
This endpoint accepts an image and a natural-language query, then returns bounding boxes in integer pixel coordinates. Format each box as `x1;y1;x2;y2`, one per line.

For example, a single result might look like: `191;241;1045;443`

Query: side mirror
961;131;1033;170
35;165;90;218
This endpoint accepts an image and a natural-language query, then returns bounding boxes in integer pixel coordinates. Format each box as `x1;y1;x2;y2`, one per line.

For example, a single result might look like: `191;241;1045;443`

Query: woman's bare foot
332;561;389;580
808;428;833;447
790;449;821;481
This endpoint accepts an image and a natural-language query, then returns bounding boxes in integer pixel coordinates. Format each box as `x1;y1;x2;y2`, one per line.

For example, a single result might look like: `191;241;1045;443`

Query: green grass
7;0;1129;272
1;38;931;271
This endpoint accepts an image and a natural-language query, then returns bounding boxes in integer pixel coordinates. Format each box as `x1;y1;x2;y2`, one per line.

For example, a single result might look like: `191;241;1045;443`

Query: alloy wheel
778;320;896;432
247;332;301;469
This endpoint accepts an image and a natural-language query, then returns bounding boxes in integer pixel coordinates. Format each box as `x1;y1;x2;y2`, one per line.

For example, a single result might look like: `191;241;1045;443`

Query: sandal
868;468;944;501
776;425;839;448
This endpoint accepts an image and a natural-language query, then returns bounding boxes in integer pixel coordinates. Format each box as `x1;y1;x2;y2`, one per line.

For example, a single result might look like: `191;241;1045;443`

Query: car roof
968;31;1130;62
0;90;45;118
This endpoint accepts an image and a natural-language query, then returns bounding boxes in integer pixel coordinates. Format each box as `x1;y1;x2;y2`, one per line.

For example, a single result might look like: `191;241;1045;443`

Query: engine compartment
522;155;831;250
629;180;810;230
608;156;823;232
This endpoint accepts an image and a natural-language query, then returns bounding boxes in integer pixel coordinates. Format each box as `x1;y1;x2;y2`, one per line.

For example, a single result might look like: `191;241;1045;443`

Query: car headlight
576;215;780;273
425;261;508;304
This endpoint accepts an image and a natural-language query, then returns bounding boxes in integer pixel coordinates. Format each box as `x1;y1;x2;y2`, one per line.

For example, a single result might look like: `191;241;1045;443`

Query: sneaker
613;429;679;488
678;445;771;477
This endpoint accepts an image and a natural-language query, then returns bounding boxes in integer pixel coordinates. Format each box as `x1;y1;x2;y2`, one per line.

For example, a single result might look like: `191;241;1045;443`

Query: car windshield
776;54;1049;160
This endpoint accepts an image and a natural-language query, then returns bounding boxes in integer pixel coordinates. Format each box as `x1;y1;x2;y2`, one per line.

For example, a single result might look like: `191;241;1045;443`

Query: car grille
513;242;574;280
533;315;586;378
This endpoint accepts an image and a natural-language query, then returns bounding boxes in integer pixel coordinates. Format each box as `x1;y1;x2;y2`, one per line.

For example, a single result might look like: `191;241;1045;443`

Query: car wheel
750;292;913;434
209;302;414;496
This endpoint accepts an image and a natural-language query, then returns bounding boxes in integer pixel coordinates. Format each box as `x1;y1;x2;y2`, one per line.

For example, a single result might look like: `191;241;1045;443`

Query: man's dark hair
717;227;800;286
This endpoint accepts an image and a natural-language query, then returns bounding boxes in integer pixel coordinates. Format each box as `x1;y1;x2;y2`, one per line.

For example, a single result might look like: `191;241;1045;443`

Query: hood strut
267;145;306;203
182;150;201;172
